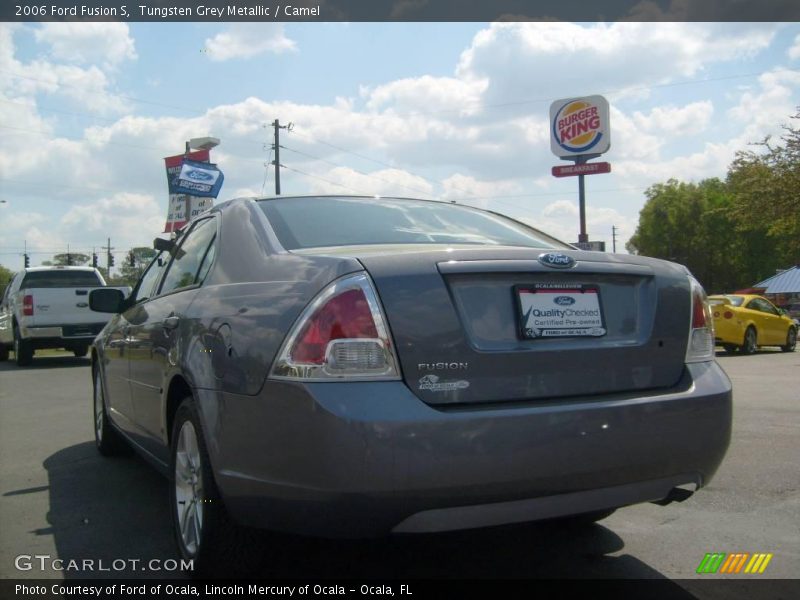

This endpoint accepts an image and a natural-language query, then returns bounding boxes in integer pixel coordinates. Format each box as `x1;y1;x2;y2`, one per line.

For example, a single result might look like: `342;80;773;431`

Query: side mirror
90;288;125;313
154;237;175;252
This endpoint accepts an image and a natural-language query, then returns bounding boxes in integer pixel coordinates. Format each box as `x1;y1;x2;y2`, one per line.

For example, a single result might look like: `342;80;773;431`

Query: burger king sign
550;95;611;159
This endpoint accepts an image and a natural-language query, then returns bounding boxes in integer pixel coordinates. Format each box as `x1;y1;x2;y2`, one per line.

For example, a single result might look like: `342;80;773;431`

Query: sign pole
576;156;588;243
549;95;611;248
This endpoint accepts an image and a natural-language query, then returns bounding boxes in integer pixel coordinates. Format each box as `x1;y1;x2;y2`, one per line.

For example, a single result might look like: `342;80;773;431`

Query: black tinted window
159;218;217;294
21;270;102;288
259;197;565;250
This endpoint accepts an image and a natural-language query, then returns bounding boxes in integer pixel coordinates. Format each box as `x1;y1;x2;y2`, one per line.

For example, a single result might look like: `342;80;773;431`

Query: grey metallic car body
91;196;731;544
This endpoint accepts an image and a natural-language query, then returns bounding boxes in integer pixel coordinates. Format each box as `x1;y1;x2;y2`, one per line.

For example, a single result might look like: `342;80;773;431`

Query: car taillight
270;272;401;381
23;294;34;316
686;276;714;363
724;311;733;319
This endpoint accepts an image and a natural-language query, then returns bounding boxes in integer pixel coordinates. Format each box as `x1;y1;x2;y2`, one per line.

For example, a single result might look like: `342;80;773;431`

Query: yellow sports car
708;294;797;355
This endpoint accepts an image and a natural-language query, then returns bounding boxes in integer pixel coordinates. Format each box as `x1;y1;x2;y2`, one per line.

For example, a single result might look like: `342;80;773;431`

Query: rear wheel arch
782;326;797;352
165;375;193;447
741;325;757;355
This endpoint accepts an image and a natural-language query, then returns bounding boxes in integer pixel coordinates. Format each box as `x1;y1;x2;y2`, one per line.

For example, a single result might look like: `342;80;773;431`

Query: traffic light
92;253;99;268
66;253;73;266
24;253;30;268
128;250;136;267
108;252;115;268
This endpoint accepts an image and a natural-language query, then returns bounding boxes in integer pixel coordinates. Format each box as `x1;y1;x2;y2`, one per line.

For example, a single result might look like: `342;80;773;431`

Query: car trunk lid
293;245;691;406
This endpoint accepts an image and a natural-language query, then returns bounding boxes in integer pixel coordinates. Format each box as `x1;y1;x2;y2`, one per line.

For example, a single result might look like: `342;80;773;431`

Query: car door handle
163;316;180;330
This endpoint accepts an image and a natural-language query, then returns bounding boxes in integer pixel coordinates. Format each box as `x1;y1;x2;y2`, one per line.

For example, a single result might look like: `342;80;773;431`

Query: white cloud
59;193;165;250
205;24;296;61
363;75;487;116
787;33;800;60
2;21;798;267
301;167;434;198
456;23;776;108
632;101;714;136
727;69;800;142
440;174;522;205
521;202;637;249
34;23;136;68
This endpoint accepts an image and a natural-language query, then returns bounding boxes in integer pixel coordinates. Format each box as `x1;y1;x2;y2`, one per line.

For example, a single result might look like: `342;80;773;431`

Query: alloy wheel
94;373;104;443
174;421;204;557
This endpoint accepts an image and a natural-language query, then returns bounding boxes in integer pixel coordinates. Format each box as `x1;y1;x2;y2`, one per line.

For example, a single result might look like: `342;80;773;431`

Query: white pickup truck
0;266;129;366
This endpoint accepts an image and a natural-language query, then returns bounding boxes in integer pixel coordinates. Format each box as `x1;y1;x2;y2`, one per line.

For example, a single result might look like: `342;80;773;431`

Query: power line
280;144;436;199
0;69;207;115
2;66;795;123
280;164;377;196
286;128;482;201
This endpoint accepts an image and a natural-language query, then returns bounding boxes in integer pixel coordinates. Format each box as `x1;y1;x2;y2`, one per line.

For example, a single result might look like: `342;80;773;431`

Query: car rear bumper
203;360;732;538
19;323;106;347
712;318;745;346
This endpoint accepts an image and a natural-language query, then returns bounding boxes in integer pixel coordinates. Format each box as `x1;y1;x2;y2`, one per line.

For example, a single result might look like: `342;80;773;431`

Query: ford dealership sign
550;95;611;158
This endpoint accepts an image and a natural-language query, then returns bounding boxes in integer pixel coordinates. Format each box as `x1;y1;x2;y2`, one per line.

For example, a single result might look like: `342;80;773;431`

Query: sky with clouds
1;21;799;268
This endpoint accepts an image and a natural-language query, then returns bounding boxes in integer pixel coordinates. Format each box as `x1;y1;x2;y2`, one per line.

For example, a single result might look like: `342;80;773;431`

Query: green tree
727;108;800;266
45;252;91;266
117;247;157;286
627;178;748;292
0;264;14;299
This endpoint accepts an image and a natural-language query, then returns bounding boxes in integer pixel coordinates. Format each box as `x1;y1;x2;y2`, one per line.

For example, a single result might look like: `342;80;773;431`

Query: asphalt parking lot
0;349;797;588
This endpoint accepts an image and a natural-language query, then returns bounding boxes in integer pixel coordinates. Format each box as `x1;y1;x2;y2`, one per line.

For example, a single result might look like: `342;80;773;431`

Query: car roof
25;266;96;272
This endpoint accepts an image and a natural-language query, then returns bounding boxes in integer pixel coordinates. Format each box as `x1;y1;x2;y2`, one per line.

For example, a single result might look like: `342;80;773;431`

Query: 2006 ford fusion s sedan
89;195;731;572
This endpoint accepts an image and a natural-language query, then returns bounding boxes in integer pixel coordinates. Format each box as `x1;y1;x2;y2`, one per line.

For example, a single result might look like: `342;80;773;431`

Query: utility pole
271;119;293;195
272;119;282;195
612;225;618;253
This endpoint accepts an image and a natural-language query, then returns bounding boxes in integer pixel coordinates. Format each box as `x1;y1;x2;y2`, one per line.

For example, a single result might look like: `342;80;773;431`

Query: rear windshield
22;270;102;288
258;197;566;250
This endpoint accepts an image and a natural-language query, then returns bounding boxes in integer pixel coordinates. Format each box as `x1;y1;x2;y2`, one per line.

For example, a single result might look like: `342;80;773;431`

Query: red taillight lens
724;311;733;319
291;288;379;364
686;276;714;363
271;272;400;381
23;294;34;316
692;289;707;328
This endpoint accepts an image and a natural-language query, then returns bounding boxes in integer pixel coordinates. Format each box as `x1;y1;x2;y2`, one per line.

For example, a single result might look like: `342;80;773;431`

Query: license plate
515;284;606;339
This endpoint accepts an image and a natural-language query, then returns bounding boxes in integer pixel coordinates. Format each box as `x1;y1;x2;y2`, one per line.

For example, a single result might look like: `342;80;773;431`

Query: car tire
0;344;9;361
782;327;797;352
722;344;738;355
170;397;256;577
73;344;90;358
13;326;33;366
93;367;127;456
740;327;757;355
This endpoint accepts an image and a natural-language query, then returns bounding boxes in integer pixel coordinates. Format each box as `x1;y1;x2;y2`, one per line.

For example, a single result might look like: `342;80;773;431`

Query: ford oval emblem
538;252;575;269
186;169;214;182
553;296;575;306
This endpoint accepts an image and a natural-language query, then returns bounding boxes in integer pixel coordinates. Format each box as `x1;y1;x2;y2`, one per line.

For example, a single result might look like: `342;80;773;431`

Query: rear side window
258;197;566;250
21;270;102;288
158;218;217;295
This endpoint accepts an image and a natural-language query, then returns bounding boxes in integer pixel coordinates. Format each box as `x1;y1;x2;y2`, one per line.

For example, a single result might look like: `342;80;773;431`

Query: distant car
0;266;129;365
785;301;800;326
708;294;797;354
89;195;732;573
